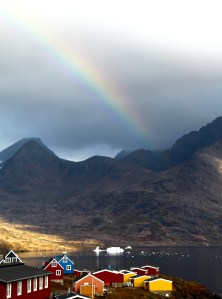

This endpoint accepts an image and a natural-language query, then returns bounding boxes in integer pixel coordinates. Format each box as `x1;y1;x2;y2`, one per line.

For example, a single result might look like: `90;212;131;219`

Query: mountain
115;149;133;160
0;118;222;248
117;116;222;171
0;138;50;167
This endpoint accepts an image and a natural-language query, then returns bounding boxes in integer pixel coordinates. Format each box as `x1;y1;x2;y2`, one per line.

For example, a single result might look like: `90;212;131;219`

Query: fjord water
20;246;222;295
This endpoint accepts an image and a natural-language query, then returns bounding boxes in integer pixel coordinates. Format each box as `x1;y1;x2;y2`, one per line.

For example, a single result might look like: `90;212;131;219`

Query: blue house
56;253;74;275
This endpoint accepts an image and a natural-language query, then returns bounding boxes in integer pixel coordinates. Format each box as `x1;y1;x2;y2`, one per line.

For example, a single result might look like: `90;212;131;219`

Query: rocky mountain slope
0;117;222;247
118;116;222;171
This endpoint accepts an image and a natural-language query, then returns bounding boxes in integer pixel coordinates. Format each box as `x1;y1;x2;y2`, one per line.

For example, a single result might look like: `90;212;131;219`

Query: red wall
74;270;90;277
93;270;124;285
130;268;147;275
0;276;50;299
142;266;159;275
45;263;64;281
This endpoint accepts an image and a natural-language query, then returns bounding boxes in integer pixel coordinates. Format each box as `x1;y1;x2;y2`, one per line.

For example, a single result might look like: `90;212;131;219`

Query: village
0;249;173;299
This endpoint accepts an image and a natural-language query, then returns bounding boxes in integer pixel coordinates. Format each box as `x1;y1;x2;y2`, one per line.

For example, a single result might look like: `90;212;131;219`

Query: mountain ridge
117;116;222;171
0;117;222;248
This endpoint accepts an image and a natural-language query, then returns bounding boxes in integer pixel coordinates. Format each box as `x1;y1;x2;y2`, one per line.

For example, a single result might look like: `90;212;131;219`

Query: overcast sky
1;0;222;161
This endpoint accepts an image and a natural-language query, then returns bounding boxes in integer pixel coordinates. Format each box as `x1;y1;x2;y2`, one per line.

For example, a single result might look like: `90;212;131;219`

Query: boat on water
106;247;124;253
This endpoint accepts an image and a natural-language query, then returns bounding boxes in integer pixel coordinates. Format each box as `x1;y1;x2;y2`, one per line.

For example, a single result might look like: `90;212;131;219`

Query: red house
73;269;91;277
130;267;148;275
0;250;51;299
92;269;124;286
43;258;64;284
141;265;159;277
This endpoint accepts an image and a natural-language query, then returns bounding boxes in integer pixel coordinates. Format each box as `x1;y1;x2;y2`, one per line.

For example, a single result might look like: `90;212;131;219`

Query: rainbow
1;6;150;148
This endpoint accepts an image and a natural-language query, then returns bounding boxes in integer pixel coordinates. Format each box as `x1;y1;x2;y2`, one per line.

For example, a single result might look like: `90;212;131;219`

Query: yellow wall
133;276;151;288
124;273;137;283
149;279;172;291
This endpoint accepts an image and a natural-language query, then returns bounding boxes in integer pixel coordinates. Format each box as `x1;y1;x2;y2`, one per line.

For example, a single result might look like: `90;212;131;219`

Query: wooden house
73;274;104;297
144;277;173;295
119;270;137;283
141;265;159;277
92;269;124;287
130;274;151;288
73;269;90;278
56;254;74;275
130;267;148;275
43;258;64;284
0;251;51;299
0;250;23;264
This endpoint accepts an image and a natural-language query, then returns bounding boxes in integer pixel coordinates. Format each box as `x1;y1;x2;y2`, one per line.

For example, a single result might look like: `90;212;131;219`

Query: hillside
0;220;96;253
0;118;222;249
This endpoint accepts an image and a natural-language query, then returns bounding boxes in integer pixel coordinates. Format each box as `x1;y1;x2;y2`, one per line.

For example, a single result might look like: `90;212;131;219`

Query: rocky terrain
0;117;222;249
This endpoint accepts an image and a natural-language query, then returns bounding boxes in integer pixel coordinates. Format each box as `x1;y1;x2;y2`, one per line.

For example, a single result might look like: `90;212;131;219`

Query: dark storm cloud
1;1;222;160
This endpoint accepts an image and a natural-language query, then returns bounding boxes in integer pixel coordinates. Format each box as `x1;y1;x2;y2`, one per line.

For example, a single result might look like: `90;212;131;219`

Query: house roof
56;255;74;265
93;269;121;275
0;250;23;264
0;263;52;283
147;278;172;283
74;269;90;273
119;270;137;274
130;267;147;272
55;292;90;299
73;273;89;283
74;274;104;285
44;258;64;270
141;265;159;270
130;274;150;280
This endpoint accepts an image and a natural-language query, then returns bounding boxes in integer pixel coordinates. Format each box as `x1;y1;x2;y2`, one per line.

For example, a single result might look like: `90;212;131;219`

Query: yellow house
119;270;137;283
130;275;151;288
145;278;173;293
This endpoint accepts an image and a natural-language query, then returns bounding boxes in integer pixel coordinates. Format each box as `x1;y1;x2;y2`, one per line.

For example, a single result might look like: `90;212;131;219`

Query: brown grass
0;219;98;252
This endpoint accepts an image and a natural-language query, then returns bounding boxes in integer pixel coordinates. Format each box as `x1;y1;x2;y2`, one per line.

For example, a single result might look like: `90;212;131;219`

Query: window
27;279;31;293
33;278;37;291
39;277;43;290
6;283;11;298
5;258;11;263
56;270;61;276
52;261;57;267
66;265;71;271
12;257;17;263
17;281;22;296
45;276;48;288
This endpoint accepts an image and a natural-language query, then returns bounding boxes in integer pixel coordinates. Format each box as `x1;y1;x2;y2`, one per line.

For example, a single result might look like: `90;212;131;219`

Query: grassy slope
0;220;98;253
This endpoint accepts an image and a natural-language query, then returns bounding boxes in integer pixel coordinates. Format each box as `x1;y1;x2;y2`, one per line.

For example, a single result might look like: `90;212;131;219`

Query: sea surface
20;245;222;296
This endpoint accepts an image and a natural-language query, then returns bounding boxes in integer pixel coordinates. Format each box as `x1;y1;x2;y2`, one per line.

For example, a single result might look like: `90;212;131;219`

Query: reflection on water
20;246;222;295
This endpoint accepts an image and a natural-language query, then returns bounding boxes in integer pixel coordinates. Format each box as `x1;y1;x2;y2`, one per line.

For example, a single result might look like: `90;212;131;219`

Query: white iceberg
125;246;132;249
106;247;124;253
